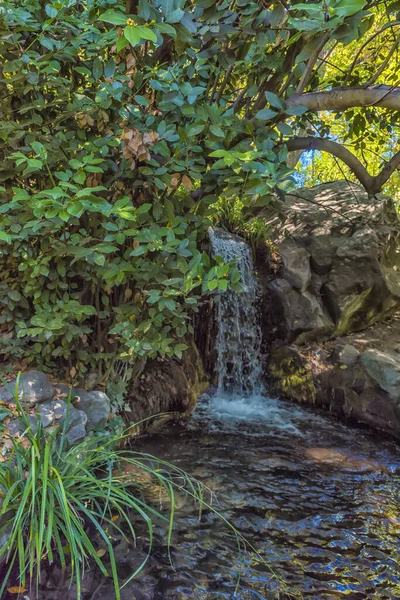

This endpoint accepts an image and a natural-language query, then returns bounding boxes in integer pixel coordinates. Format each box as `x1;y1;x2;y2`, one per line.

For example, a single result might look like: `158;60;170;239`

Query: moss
269;351;316;403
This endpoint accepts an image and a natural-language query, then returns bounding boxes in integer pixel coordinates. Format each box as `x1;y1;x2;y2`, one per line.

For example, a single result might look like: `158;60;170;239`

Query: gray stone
306;235;340;275
268;278;334;344
339;344;360;366
278;238;311;292
7;415;37;437
65;421;87;446
71;389;111;431
0;371;55;406
263;181;400;342
55;384;110;430
361;349;400;398
336;227;379;260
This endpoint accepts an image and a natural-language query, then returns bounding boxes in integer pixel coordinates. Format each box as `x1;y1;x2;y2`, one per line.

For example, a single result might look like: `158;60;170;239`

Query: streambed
132;392;400;599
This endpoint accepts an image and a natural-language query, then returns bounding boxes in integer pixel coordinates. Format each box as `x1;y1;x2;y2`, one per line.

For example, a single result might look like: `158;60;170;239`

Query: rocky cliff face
262;181;400;344
263;181;400;438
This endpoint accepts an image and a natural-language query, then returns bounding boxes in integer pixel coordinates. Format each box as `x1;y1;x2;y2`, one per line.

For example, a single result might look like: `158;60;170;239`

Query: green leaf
130;245;148;256
134;95;148;106
98;10;128;25
265;91;285;110
156;22;177;37
210;125;224;137
285;104;308;116
116;35;130;52
104;59;116;79
93;57;103;79
8;290;21;301
45;3;58;18
159;0;185;23
335;0;366;17
255;109;278;120
124;25;142;46
137;26;157;42
93;253;105;266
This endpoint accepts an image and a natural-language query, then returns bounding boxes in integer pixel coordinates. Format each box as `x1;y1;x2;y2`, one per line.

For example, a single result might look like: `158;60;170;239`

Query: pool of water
135;392;400;599
7;392;400;600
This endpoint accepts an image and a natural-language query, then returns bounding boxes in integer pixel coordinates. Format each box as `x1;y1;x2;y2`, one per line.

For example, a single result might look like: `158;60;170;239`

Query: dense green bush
0;0;392;380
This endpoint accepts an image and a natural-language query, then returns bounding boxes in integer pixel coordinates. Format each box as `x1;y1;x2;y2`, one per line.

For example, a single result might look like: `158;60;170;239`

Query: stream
134;390;400;600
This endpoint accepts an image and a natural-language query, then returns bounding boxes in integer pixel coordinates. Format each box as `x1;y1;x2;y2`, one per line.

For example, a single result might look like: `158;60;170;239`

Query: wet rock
268;316;400;438
361;349;400;398
126;340;208;433
278;238;311;292
0;370;55;406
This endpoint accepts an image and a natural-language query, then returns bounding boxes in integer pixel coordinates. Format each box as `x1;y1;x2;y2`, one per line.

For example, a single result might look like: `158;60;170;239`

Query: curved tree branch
283;137;374;192
282;137;400;194
287;85;400;112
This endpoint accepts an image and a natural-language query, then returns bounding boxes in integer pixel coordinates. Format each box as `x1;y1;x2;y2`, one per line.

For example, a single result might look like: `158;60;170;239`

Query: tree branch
281;136;400;195
287;85;400;112
282;137;373;191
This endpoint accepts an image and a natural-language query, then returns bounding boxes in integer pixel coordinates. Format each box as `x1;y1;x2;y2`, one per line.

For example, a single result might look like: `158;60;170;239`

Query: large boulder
278;238;311;291
268;278;334;344
268;315;400;438
0;370;55;406
261;181;400;344
125;341;208;433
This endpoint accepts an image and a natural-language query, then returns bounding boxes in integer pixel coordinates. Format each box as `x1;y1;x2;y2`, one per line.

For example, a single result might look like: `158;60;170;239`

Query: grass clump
0;377;204;599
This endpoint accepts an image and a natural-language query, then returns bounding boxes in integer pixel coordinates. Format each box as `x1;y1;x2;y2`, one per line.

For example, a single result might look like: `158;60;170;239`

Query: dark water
135;393;400;600
5;393;400;600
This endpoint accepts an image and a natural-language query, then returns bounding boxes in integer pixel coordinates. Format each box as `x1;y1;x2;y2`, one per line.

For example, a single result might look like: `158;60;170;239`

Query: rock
268;317;400;439
0;371;55;406
262;182;400;344
65;420;87;446
267;279;334;344
71;390;110;431
126;340;208;433
278;238;311;292
306;235;341;275
339;344;360;366
361;349;400;398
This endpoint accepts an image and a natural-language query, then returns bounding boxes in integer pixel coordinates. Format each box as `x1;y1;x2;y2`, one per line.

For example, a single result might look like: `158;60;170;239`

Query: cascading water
209;228;263;397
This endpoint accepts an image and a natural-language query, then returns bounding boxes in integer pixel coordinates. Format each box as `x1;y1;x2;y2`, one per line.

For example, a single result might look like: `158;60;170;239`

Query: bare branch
287;85;400;112
282;137;374;192
281;137;400;195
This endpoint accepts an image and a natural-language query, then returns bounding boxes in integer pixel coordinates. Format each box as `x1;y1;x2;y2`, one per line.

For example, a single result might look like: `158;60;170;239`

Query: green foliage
0;0;392;377
0;379;206;599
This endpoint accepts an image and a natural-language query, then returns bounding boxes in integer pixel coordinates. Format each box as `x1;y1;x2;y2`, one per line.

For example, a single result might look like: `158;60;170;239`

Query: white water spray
209;228;263;396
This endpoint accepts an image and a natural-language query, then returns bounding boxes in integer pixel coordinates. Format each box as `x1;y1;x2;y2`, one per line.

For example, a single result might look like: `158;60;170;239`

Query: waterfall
209;228;263;397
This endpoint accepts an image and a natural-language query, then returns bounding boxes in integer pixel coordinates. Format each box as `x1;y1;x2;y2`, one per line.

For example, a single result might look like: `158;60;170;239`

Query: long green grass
0;375;206;599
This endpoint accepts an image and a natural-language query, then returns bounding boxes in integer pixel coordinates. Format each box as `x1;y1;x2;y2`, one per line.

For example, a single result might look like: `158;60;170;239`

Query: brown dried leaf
125;289;133;300
182;175;192;190
96;548;107;558
70;367;77;378
7;587;27;594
